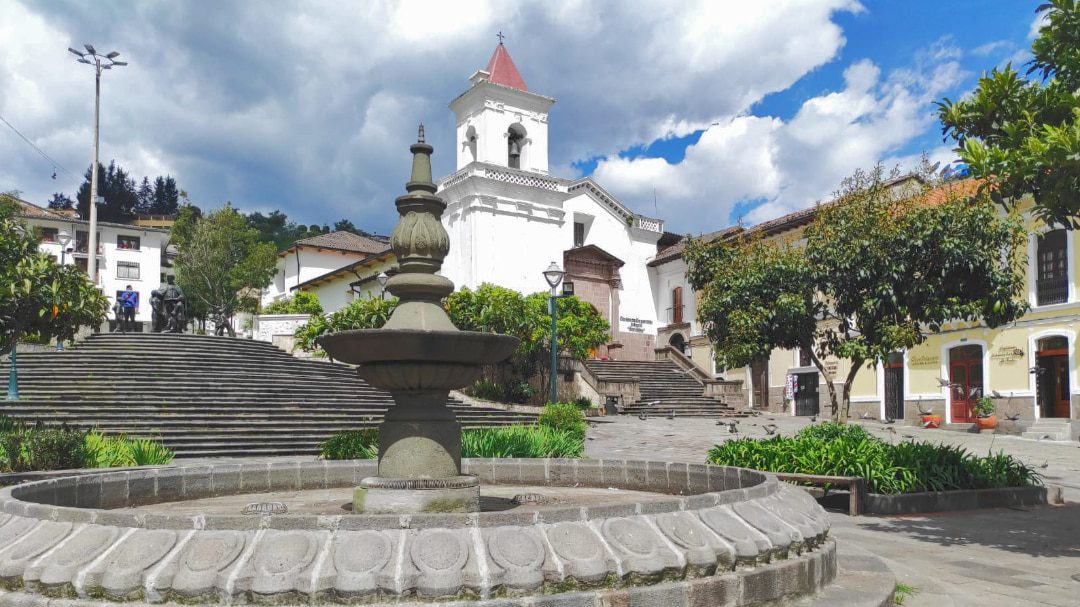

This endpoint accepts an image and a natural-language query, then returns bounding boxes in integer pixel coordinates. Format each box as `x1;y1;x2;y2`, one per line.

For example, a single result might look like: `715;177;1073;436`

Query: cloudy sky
0;1;1041;234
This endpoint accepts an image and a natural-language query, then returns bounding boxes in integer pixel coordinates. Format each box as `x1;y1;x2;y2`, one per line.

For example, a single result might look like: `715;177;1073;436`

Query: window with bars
1036;230;1068;306
116;261;140;280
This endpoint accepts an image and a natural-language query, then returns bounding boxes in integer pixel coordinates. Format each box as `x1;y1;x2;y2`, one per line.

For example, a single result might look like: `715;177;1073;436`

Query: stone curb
0;459;838;605
864;484;1057;515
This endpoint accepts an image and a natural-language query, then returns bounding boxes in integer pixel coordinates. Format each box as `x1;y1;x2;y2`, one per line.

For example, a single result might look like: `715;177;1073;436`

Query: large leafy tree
0;193;109;356
686;166;1029;421
172;205;277;336
938;1;1080;227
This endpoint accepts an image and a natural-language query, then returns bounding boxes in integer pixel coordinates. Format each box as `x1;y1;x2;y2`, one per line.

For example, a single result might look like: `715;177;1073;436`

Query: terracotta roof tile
291;231;389;255
648;227;741;267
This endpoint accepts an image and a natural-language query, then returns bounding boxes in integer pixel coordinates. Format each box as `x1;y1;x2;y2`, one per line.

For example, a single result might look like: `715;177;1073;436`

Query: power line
0;113;78;179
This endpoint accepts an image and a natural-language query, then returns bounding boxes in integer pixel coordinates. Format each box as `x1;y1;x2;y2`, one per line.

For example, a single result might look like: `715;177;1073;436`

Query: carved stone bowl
318;329;519;391
0;459;835;606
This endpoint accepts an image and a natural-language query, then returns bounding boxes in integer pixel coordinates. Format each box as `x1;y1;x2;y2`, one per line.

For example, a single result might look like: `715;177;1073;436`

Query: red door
949;346;983;423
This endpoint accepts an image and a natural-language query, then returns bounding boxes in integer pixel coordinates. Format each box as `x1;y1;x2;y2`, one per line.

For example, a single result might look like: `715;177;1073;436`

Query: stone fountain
318;125;519;514
0;132;893;607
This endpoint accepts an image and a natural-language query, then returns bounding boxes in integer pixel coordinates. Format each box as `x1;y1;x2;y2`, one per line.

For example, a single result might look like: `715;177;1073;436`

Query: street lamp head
106;51;120;59
543;261;565;288
77;58;92;64
111;60;127;67
84;44;96;55
57;230;72;247
377;271;389;288
68;47;84;57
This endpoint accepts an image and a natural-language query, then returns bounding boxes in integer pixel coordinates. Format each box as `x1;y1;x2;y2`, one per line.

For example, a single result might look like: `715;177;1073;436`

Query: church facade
437;43;669;360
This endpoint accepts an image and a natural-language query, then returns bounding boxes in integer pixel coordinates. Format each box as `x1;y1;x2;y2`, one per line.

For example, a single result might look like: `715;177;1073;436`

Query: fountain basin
0;459;834;606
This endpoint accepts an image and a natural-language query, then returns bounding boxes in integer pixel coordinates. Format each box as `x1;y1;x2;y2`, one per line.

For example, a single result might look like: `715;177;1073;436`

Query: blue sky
0;1;1043;234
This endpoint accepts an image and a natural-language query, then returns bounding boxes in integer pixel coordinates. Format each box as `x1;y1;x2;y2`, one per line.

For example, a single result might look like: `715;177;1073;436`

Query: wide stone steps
3;333;536;457
585;358;746;419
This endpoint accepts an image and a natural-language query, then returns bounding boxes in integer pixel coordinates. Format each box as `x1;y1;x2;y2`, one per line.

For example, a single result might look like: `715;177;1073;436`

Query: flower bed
706;422;1040;495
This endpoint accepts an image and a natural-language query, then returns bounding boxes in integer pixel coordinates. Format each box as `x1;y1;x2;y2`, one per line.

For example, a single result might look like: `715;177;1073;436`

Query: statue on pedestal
151;277;188;333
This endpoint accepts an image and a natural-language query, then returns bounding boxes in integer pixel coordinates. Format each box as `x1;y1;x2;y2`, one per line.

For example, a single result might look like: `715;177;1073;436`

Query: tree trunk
809;350;841;421
840;357;865;423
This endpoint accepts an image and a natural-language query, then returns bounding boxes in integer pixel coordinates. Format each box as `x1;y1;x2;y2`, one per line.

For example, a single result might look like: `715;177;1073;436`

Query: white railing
438;163;567;193
636;217;663;233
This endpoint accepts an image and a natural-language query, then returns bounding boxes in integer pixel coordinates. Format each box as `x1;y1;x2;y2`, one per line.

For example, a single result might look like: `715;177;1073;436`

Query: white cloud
593;46;965;232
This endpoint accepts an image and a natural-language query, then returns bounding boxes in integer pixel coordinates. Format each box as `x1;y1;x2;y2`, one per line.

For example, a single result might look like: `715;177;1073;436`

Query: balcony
665;305;685;325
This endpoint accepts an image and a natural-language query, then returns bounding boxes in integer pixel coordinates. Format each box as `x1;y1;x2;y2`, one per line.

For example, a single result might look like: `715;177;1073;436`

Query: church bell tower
449;41;555;174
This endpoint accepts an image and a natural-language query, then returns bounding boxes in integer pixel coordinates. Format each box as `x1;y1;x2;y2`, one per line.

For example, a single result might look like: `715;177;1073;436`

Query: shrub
707;422;1040;495
295;296;397;352
537;403;587;441
471;380;504;402
24;426;89;471
0;416;173;472
320;429;379;460
461;425;583;458
264;292;324;315
320;424;585;460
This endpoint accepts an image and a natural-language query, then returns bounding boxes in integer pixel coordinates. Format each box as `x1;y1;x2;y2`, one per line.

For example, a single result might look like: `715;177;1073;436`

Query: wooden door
795;373;819;416
884;353;904;420
751;358;768;408
1037;351;1071;418
671;287;683;324
949;346;983;423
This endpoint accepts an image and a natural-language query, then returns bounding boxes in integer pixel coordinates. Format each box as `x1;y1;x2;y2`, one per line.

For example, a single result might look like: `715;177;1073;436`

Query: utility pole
70;45;127;284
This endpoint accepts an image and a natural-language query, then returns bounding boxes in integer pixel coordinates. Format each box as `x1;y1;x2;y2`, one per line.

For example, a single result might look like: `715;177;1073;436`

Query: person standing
119;285;138;332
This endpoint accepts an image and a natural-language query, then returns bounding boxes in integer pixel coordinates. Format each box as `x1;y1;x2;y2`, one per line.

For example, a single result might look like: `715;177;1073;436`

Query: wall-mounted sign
619;315;653;334
991;346;1024;364
909;354;938;368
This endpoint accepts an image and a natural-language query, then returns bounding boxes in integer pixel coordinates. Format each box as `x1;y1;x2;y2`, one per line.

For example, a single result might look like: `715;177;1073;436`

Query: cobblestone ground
586;415;1080;606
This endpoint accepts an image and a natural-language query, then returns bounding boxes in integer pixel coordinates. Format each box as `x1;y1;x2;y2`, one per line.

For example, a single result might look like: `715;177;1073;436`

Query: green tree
150;176;180;215
263;291;324;315
47;193;74;211
0;193;109;357
937;1;1080;227
172;205;277;336
75;161;139;222
686;166;1029;421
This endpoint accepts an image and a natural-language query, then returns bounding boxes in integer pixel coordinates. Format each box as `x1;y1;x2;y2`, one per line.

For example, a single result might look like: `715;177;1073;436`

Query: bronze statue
151;277;188;333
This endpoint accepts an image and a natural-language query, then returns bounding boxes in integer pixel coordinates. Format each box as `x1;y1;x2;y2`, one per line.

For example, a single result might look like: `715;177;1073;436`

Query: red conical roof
484;43;527;91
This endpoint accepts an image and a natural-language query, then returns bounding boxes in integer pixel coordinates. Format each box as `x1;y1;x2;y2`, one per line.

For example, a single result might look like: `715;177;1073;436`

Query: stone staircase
585;359;746;418
0;333;536;458
1021;418;1074;442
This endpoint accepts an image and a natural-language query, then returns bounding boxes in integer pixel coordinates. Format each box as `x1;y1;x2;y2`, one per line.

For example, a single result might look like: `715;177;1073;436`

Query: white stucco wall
451;82;554;174
652;258;697;336
300;256;396;315
264;248;365;305
29;218;166;323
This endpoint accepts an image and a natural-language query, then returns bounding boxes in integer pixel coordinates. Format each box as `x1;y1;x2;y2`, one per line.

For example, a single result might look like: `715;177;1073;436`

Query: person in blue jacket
118;285;138;332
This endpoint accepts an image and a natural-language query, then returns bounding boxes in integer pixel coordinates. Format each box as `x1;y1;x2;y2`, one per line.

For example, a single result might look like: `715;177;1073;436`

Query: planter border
864;484;1059;515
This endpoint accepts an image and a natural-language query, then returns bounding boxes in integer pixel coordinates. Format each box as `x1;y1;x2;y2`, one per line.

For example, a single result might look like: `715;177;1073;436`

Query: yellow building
678;179;1077;431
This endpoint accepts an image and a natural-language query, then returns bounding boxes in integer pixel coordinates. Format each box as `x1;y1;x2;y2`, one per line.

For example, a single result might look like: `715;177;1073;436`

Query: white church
437;42;675;361
266;43;697;363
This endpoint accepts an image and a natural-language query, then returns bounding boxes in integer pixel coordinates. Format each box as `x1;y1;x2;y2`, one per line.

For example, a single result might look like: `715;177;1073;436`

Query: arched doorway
949;345;984;423
669;333;687;355
1036;336;1071;418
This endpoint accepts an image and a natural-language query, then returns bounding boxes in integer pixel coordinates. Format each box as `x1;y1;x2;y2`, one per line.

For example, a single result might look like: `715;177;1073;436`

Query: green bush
537;403;587;441
471;380;504;401
461;425;584;458
706;422;1040;495
0;417;173;472
294;296;397;352
264;292;324;315
320;424;584;460
320;429;379;460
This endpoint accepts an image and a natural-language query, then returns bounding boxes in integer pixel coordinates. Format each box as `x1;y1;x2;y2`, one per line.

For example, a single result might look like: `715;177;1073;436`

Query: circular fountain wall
0;459;833;606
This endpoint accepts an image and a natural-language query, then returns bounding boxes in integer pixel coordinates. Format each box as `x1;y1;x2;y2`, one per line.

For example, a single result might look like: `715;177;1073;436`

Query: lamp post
377;271;389;299
54;230;70;351
69;44;127;284
57;230;72;265
543;262;566;404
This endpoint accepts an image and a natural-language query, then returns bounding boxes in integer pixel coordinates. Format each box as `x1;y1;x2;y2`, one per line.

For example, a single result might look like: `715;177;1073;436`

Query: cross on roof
496;31;505;44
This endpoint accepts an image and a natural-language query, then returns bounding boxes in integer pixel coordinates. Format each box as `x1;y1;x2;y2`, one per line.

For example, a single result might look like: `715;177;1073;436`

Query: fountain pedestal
320;128;517;514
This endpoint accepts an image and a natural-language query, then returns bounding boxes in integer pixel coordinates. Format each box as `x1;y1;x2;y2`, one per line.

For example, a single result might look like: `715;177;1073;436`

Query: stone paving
585;415;1080;607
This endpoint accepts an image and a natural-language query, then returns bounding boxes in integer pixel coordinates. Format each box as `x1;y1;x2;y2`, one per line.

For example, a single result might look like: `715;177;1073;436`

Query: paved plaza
586;415;1080;606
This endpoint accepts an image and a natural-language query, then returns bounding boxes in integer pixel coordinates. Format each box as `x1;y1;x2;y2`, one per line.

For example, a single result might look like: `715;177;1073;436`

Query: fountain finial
417;122;425;143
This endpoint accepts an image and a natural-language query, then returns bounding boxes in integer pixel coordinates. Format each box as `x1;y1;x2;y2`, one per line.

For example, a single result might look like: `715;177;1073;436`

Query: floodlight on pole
72;43;127;285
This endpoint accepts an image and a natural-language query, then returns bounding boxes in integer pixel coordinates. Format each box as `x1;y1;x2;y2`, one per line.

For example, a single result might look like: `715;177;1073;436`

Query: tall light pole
543;262;566;405
69;44;127;285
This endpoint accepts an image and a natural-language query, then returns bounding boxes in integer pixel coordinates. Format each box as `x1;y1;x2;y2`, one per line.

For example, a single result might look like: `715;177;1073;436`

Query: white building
263;231;390;307
437;43;669;360
15;198;169;329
